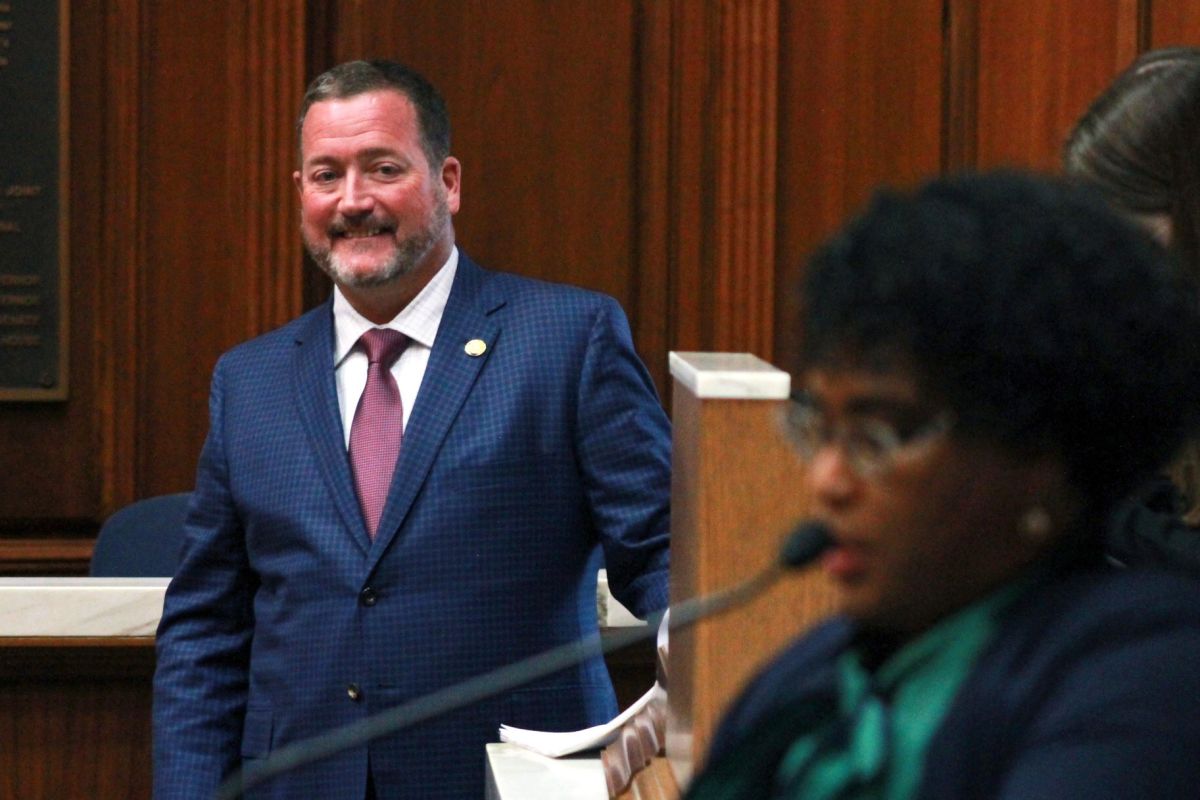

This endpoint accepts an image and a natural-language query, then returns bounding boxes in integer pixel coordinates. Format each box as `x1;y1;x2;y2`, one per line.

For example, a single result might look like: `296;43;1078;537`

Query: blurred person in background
1065;47;1200;571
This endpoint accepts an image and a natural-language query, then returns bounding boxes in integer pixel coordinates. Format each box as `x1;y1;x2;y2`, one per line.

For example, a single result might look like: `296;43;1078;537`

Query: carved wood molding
0;537;93;576
91;2;306;520
633;1;674;397
95;0;144;515
637;1;780;365
229;3;307;336
943;0;979;172
711;0;779;358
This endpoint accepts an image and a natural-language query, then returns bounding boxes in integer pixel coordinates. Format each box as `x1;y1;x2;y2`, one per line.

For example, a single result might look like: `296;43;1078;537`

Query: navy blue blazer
692;564;1200;799
152;254;671;799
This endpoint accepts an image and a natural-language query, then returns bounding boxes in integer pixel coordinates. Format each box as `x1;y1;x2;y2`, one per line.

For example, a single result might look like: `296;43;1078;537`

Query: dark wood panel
634;1;784;367
138;3;306;498
0;636;647;799
92;0;145;518
0;641;156;800
0;536;93;575
709;0;780;358
631;0;676;397
1150;0;1200;46
774;0;944;370
643;1;712;371
332;1;637;303
326;0;681;390
975;0;1138;172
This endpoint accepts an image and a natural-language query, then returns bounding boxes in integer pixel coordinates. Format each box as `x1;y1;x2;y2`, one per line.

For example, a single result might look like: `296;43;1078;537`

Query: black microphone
215;520;832;800
779;520;833;568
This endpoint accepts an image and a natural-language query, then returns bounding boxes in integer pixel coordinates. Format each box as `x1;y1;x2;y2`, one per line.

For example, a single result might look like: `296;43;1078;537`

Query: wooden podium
0;578;164;799
664;352;839;788
2;578;653;800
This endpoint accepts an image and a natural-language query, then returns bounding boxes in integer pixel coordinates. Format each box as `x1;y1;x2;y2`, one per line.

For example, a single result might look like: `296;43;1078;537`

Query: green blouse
685;580;1028;800
772;581;1026;799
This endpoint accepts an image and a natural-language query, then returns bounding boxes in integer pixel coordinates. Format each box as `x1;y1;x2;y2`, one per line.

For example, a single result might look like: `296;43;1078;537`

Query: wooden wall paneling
138;3;306;499
632;0;676;396
329;1;639;305
648;0;712;358
331;0;667;386
633;0;782;396
1;640;156;800
95;0;144;517
773;0;944;372
327;0;784;395
712;0;779;359
974;0;1139;172
0;537;93;576
944;0;980;172
233;4;307;337
650;1;713;378
1149;0;1200;46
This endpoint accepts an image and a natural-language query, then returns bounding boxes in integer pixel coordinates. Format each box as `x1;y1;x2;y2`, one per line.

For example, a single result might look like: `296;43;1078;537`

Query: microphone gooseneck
215;519;833;800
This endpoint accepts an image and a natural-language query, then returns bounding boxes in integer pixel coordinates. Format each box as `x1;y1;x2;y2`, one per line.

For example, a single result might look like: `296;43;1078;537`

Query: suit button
360;587;378;607
347;683;362;702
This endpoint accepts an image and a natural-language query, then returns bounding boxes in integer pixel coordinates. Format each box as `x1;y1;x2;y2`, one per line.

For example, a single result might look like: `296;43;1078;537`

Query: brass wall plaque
0;0;68;401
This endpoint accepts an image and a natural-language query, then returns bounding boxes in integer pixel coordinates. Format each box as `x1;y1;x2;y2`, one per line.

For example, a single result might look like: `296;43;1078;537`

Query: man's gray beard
305;199;450;289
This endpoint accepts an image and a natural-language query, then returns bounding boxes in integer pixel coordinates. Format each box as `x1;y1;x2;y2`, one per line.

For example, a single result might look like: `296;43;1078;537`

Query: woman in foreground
685;172;1200;799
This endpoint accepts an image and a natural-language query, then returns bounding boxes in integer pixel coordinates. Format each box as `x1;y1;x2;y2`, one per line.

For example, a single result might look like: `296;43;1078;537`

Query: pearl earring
1019;506;1053;542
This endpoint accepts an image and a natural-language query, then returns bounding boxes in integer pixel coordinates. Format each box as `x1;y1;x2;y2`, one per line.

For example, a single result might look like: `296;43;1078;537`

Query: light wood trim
667;379;838;786
0;536;93;575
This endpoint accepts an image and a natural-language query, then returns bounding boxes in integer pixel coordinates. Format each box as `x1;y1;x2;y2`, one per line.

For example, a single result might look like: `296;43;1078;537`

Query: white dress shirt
332;247;459;448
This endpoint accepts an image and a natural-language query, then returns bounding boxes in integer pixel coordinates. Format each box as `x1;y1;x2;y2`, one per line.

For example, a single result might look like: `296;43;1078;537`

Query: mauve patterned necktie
349;328;409;539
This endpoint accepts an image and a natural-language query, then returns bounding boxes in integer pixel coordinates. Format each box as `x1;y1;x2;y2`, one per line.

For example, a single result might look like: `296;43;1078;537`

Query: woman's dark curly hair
800;171;1200;512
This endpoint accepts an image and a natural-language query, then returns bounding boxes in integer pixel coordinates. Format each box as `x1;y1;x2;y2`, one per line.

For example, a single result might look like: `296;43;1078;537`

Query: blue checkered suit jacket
152;254;671;799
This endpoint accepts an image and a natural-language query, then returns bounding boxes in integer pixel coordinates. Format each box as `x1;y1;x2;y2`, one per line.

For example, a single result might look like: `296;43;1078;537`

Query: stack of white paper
498;683;666;758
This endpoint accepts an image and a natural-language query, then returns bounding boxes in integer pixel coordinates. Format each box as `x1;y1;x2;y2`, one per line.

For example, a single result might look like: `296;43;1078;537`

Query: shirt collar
332;246;459;366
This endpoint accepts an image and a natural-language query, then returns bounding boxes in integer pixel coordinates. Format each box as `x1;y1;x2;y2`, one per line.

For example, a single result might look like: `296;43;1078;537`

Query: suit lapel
369;255;504;564
291;302;373;554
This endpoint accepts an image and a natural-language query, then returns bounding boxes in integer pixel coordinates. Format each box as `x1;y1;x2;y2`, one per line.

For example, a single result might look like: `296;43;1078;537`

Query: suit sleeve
152;358;257;799
574;296;671;618
992;610;1200;799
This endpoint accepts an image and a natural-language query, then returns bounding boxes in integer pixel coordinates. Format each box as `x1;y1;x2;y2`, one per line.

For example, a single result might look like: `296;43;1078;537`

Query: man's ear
441;157;462;214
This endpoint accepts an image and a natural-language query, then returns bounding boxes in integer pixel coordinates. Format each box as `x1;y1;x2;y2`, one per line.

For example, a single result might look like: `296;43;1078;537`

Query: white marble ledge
486;743;606;800
669;351;791;400
0;577;169;638
0;573;641;639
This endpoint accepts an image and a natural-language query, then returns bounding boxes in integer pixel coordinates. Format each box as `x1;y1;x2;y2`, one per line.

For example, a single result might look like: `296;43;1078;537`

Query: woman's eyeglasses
780;395;953;478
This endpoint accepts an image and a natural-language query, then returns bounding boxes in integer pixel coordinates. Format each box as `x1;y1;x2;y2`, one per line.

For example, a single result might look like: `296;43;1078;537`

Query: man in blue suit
153;60;671;799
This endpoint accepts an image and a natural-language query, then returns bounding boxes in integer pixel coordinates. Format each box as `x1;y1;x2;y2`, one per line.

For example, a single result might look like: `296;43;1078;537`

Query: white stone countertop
0;577;169;638
669;351;790;399
0;573;641;638
485;743;607;800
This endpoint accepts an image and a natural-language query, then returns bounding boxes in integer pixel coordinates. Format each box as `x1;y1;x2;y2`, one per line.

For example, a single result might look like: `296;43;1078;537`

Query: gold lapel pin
464;339;487;357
